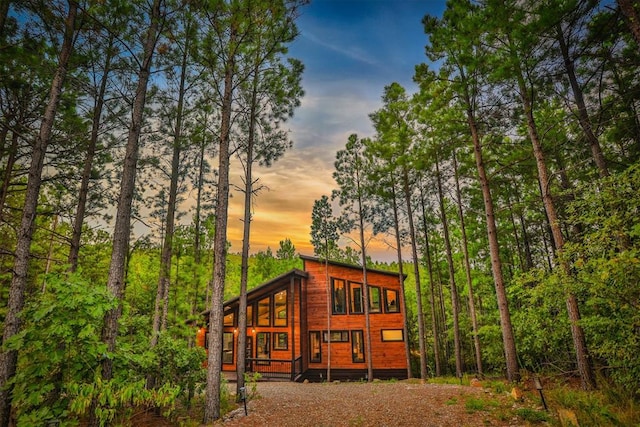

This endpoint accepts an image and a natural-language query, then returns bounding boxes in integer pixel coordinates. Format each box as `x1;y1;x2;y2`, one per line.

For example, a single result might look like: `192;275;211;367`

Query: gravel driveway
216;380;528;426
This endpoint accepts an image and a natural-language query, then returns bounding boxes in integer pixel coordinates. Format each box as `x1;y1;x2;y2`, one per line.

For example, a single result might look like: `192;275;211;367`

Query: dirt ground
213;380;539;426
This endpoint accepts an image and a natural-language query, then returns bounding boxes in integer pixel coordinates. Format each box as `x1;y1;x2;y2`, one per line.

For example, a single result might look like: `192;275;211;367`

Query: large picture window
369;286;381;313
351;330;365;363
222;332;234;364
257;296;270;326
309;331;321;363
274;289;287;326
349;282;363;314
332;279;346;314
384;288;399;313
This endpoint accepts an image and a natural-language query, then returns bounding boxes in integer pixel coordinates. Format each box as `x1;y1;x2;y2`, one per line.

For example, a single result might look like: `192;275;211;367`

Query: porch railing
246;356;303;381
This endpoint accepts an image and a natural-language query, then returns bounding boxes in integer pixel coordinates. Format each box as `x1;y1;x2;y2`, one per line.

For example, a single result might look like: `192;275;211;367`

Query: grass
548;385;638;426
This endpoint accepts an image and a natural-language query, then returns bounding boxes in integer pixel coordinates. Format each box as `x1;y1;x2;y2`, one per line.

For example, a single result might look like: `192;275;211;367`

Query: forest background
0;0;639;426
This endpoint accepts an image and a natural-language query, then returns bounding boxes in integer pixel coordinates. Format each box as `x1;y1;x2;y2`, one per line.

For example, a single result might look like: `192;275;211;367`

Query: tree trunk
0;0;9;36
556;23;609;178
402;167;428;380
618;0;640;54
203;22;236;424
236;59;260;398
0;3;77;425
519;75;597;390
192;116;208;317
93;3;161;424
358;194;374;381
148;19;190;388
0;131;18;224
434;153;463;378
391;183;412;378
419;187;441;377
464;83;520;382
453;149;483;377
68;34;115;272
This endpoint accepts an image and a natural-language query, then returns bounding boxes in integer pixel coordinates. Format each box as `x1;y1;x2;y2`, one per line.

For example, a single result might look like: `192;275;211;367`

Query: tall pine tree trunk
0;3;77;424
464;86;519;382
419;187;441;377
453;149;483;376
391;183;412;378
618;0;640;54
402;167;428;380
518;75;597;390
92;5;162;425
68;34;115;272
556;24;608;178
203;21;236;424
0;131;18;224
236;61;260;398
434;152;463;378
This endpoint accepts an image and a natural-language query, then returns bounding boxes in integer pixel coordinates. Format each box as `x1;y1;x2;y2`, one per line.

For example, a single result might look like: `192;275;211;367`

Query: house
199;255;409;381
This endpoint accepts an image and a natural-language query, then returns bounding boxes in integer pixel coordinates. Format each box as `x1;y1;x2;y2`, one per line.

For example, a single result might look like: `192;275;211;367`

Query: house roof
299;254;407;280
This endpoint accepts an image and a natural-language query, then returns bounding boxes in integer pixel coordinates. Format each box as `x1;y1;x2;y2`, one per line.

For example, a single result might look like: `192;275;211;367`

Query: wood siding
302;258;407;373
214;259;408;380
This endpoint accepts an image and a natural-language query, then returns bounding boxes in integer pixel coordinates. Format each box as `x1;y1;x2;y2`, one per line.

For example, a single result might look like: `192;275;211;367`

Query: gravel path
216;380;528;426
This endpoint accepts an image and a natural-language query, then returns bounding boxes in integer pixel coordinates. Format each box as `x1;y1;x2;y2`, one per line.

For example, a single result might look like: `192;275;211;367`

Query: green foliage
562;165;640;393
4;274;115;426
152;334;207;403
242;371;262;400
514;408;549;423
68;375;180;426
549;387;628;427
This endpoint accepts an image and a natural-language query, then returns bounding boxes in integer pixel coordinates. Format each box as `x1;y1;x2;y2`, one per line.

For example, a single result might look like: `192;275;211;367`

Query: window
274;289;287;326
223;311;234;326
257;296;270;326
309;331;321;363
222;332;234;364
381;329;404;342
369;286;381;313
384;289;400;313
256;332;270;363
246;304;253;326
350;282;363;314
332;279;346;314
351;330;365;363
274;332;288;350
322;330;349;342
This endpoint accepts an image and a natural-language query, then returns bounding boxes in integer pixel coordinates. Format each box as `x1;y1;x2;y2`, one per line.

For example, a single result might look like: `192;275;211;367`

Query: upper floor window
246;304;253;327
223;311;234;326
332;278;346;314
384;288;400;313
274;289;287;326
257;296;270;326
350;282;363;314
369;286;381;313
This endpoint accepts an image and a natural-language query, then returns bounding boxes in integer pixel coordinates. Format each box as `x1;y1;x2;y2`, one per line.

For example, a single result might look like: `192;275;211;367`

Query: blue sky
227;0;445;260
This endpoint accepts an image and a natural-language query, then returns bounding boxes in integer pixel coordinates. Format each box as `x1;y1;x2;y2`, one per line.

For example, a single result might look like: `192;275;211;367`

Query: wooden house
200;255;408;381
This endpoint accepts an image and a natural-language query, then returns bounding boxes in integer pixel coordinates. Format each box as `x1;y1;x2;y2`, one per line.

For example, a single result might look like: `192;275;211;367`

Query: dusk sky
225;0;445;261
